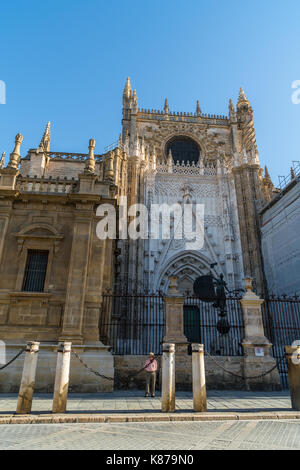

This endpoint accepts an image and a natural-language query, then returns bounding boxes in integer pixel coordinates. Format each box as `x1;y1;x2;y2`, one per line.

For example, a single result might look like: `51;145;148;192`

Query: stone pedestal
161;343;175;413
52;342;72;414
192;343;207;412
240;278;281;391
0;168;19;190
16;341;40;414
285;345;300;411
163;276;189;390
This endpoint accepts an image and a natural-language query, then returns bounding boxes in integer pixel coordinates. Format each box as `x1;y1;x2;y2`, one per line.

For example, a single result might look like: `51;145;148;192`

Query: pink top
144;358;157;372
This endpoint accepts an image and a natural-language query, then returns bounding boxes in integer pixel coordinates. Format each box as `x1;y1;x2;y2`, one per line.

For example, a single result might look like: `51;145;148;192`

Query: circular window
166;136;200;164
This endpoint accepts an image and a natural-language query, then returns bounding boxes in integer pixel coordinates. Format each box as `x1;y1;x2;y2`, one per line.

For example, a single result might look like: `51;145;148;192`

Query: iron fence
99;293;165;355
262;295;300;389
99;293;244;357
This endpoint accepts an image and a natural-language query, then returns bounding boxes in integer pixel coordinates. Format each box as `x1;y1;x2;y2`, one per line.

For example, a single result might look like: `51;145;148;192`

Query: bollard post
16;341;40;414
192;343;207;412
285;345;300;411
161;343;175;413
52;342;72;414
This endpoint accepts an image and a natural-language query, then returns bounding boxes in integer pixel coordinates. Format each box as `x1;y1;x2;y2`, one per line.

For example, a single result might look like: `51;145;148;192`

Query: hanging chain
72;350;160;383
71;350;114;381
205;349;286;380
0;348;26;371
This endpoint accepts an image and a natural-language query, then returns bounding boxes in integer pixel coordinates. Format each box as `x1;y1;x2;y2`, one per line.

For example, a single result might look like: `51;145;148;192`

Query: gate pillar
163;276;189;389
240;278;281;391
163;276;187;345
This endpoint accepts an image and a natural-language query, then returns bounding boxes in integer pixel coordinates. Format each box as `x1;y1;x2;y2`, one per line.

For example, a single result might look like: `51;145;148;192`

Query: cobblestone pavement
1;420;300;450
0;390;293;414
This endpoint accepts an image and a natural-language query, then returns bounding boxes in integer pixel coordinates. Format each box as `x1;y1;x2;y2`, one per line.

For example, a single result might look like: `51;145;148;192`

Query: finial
264;165;270;179
123;77;132;98
8;134;23;170
133;89;137;104
38;121;51;152
0;152;5;169
85;138;96;174
164;98;169;114
237;87;249;105
196;100;201;115
229;98;235;114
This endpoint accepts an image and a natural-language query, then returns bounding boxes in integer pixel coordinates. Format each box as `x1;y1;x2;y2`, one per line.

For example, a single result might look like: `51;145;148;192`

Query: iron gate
183;295;244;356
262;295;300;389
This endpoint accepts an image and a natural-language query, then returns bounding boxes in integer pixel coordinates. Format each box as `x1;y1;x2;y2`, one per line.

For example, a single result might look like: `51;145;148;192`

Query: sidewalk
0;390;299;424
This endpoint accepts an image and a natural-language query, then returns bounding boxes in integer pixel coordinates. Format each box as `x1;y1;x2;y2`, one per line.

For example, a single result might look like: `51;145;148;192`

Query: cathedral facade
117;79;275;295
0;79;277;391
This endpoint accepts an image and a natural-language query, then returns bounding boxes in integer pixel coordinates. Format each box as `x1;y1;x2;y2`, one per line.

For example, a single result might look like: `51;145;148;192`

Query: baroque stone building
0;80;278;391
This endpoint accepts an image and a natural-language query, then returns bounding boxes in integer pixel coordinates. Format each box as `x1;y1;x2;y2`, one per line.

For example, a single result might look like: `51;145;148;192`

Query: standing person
144;352;157;397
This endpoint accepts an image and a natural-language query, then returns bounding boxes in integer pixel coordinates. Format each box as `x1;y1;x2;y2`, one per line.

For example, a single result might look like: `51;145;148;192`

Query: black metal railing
99;293;244;357
100;293;165;355
262;295;300;389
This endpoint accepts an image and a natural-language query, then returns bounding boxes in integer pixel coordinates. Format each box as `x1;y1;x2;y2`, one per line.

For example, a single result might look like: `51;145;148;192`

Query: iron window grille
22;250;49;292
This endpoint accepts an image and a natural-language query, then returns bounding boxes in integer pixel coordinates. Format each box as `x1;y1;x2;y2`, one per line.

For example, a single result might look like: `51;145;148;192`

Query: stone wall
114;355;247;391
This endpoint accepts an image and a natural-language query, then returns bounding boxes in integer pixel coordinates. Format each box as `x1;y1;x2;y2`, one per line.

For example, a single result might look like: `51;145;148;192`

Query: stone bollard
192;343;207;412
161;343;175;413
285;345;300;411
52;342;72;414
16;341;40;414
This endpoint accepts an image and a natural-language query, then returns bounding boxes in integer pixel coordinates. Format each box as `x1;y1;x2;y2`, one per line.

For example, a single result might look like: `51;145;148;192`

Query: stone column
52;342;72;414
16;341;40;414
285;345;300;411
161;343;175;413
163;276;187;345
240;278;281;390
60;206;93;344
192;343;207;412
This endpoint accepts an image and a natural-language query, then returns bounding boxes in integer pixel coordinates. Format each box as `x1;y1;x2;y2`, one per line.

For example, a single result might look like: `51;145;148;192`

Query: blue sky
1;0;300;183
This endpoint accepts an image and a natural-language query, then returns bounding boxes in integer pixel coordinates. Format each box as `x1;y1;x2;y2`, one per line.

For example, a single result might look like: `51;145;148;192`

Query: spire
85;138;96;174
123;77;132;98
164;98;169;114
196;100;201;115
0;152;5;169
8;134;23;170
38;121;51;152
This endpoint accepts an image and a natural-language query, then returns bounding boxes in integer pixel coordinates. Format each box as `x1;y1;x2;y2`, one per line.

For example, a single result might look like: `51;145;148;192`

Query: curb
0;412;300;425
